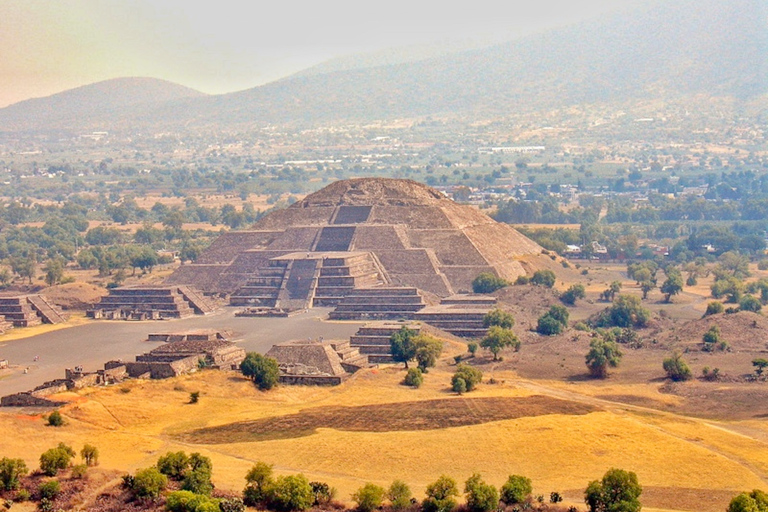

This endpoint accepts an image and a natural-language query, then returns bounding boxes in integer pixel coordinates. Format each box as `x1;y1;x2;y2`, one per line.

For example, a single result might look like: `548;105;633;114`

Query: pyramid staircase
329;340;372;372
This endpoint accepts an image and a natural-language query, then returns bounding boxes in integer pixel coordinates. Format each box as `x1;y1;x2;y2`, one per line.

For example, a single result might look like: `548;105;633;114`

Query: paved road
0;308;363;396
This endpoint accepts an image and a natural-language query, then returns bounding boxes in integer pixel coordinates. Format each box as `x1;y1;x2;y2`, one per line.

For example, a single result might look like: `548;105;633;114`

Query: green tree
39;444;74;476
537;314;565;336
560;284;586;305
640;280;655;300
388;480;412;510
390;327;418;369
452;365;483;393
531;270;556;288
269;474;314;512
352;483;386;512
240;353;280;390
727;490;768;512
663;351;692;382
472;273;508;293
422;475;459;512
131;467;168;499
704;301;724;317
413;334;443;372
480;326;519;360
43;258;65;286
0;458;27;491
464;473;499;512
740;294;763;313
157;451;189;480
592;295;650;329
81;444;99;466
660;270;684;303
47;410;64;426
500;475;532;505
483;308;515;329
753;359;768;377
244;462;274;506
39;480;60;500
585;338;623;378
403;368;423;388
181;452;213;495
584;468;642;512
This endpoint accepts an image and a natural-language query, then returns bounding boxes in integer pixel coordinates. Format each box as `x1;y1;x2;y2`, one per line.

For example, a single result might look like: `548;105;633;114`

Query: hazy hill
0;77;205;132
1;0;765;132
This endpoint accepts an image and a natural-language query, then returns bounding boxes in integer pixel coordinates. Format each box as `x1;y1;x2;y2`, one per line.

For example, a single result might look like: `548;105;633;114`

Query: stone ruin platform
266;338;372;385
0;294;68;329
87;285;216;320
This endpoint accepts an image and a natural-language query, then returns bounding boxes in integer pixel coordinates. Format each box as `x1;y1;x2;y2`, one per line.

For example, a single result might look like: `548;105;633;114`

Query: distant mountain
1;0;765;132
0;77;205;132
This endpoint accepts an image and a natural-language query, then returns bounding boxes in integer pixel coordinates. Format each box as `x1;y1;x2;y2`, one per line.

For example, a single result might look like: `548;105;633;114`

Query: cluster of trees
390;328;444;373
480;309;519;361
537;305;569;336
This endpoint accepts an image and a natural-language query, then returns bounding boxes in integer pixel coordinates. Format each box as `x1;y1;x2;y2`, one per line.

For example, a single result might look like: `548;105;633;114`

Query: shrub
352;483;386;512
472;273;508;293
537;312;566;336
390;327;419;368
702;366;721;381
39;445;74;477
584;468;642;512
752;358;768;376
388;480;412;510
704;301;724;317
585;338;622;378
592;295;650;329
413;335;443;372
483;309;515;329
702;325;727;352
166;490;220;512
663;351;692;382
71;464;88;479
46;410;64;427
131;467;167;499
422;475;459;512
500;475;532;505
467;342;478;357
15;489;29;502
240;353;280;390
531;270;556;288
189;391;200;404
740;294;762;313
574;321;590;332
464;474;499;512
515;275;530;285
310;481;336;506
268;474;314;512
39;480;60;500
480;326;519;360
0;458;27;491
81;444;99;467
403;368;423;388
727;489;768;512
550;492;563;503
219;498;246;512
244;462;274;506
157;451;189;480
452;365;483;393
759;260;768;271
560;284;586;305
181;453;213;495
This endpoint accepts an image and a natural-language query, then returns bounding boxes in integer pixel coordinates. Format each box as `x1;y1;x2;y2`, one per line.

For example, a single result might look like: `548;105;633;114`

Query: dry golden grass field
1;358;767;512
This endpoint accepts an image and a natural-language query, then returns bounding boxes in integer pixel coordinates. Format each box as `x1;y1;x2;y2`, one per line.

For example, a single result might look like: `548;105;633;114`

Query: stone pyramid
166;178;548;307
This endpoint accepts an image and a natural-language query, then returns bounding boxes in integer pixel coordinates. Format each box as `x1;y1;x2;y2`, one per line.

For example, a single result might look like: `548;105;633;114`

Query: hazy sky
0;0;635;108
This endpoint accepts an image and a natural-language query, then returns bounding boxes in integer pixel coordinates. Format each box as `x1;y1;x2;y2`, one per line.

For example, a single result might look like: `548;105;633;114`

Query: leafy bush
452;365;483;394
740;294;762;312
244;462;274;506
157;451;189;480
413;335;443;372
15;489;29;502
240;353;280;390
81;444;99;467
584;468;642;512
46;410;64;427
592;295;650;329
727;489;768;512
268;474;314;512
515;275;530;285
181;453;213;495
560;284;586;305
422;475;459;512
388;480;412;510
663;352;692;382
189;391;200;404
482;309;515;329
352;483;386;512
704;301;724;317
219;498;246;512
530;270;556;288
71;464;88;479
464;474;499;512
310;481;336;506
467;342;478;357
585;338;622;378
472;273;508;293
403;368;423;388
131;467;167;499
166;490;220;512
0;458;27;491
39;480;60;500
500;475;532;505
39;444;75;477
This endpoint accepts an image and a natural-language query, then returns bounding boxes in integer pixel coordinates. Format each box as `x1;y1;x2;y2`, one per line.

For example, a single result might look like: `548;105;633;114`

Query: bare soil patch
182;395;597;444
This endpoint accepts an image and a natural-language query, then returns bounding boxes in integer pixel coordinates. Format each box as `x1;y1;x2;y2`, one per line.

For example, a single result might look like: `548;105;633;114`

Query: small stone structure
0;294;68;328
87;285;215;320
328;287;426;320
266;339;370;385
349;321;422;364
